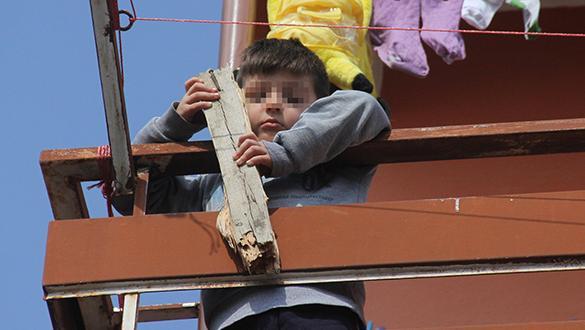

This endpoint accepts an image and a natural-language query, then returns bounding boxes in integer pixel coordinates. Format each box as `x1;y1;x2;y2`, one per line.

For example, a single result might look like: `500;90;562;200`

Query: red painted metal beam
365;272;585;329
44;191;585;294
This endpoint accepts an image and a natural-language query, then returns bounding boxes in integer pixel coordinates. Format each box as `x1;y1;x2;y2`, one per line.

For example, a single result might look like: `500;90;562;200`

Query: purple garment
421;0;466;64
370;0;466;77
370;0;429;77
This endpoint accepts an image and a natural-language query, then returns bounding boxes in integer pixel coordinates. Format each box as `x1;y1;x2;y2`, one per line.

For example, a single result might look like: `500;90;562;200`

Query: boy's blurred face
243;71;317;141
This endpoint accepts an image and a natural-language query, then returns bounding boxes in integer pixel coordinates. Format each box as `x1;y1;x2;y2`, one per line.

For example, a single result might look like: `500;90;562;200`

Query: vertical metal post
121;293;140;330
89;0;135;195
132;170;150;216
218;0;257;68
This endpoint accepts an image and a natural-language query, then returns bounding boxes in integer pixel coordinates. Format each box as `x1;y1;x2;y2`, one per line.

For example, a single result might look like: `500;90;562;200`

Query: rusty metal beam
337;117;585;165
90;0;134;194
40;118;585;184
46;299;84;330
43;191;585;298
39;165;89;221
40;141;216;182
78;297;115;330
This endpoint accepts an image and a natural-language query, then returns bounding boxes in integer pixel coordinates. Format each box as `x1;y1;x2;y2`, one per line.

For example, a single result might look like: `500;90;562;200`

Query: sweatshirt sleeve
134;102;206;144
264;90;390;177
113;103;208;215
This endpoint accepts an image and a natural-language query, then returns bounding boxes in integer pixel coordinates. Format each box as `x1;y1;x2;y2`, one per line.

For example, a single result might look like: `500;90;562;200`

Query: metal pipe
218;0;257;68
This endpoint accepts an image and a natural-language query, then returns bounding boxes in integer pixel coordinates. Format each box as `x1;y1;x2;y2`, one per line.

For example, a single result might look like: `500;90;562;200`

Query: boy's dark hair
237;38;330;99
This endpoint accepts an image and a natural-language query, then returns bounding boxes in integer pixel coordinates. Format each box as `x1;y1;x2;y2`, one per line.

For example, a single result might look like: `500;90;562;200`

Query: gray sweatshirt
126;90;390;330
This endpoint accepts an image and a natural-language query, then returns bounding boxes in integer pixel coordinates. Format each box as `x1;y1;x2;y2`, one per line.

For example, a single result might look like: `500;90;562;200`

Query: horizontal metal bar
40;117;585;182
112;303;199;323
45;255;585;299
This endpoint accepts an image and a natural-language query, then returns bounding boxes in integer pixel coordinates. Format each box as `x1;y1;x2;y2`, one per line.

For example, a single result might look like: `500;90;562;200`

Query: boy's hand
233;133;272;176
176;77;220;122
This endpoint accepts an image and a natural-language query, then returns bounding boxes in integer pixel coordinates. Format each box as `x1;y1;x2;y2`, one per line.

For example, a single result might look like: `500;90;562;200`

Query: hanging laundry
461;0;505;30
462;0;541;39
421;0;466;65
370;0;430;77
370;0;466;78
508;0;542;38
267;0;376;94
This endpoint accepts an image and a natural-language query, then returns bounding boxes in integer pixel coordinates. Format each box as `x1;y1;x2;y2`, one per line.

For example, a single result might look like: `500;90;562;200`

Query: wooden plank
43;191;585;296
89;0;134;195
120;293;139;330
39;117;585;184
198;68;280;274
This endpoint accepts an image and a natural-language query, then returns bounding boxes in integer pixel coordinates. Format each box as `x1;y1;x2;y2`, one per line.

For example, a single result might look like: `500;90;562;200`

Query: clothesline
127;16;585;39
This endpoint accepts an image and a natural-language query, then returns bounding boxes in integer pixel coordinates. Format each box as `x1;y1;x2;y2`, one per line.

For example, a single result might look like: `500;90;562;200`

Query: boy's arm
113;104;206;215
113;78;219;215
136;76;219;144
134;102;206;144
264;90;390;177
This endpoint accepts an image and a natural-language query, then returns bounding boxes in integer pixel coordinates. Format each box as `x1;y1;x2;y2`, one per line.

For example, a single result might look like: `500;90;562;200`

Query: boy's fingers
187;82;218;95
233;138;258;159
238;138;258;151
233;141;257;162
237;133;258;147
184;91;220;104
184;77;203;92
236;145;266;166
184;101;214;114
246;154;272;169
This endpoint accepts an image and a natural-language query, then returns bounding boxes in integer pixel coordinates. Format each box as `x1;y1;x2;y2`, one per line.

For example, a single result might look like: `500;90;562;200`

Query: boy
120;39;390;330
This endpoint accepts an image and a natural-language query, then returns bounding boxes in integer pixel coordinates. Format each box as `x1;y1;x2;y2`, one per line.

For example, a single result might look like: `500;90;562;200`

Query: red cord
125;0;584;38
128;16;585;39
129;0;137;20
88;145;115;217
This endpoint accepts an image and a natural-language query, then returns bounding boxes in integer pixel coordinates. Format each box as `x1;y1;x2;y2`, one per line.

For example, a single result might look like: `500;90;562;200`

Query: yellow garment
267;0;376;95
